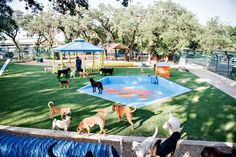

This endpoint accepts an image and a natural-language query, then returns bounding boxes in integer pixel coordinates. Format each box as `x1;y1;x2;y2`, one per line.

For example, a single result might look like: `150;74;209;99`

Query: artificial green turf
0;64;235;142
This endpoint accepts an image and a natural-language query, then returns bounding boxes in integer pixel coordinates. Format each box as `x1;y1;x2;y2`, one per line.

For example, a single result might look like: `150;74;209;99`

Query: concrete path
186;63;236;99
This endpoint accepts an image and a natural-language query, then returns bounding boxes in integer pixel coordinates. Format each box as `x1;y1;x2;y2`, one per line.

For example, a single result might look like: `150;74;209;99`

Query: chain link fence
184;51;236;80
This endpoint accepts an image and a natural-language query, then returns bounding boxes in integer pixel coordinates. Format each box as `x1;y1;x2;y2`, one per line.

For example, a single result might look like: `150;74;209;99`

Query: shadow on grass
0;64;235;142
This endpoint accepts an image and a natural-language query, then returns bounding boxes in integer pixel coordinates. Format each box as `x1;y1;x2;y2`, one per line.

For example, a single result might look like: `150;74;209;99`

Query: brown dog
77;109;106;135
112;104;136;130
48;101;71;119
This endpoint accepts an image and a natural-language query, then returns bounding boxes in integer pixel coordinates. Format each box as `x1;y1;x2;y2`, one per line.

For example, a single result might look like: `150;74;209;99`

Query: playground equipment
154;62;170;78
0;59;10;76
0;133;119;157
51;38;104;74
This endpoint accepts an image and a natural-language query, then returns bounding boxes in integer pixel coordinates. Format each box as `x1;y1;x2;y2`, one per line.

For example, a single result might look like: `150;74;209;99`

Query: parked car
231;56;236;63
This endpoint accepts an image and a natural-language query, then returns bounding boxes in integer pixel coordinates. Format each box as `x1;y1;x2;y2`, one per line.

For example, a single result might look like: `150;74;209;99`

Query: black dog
58;79;70;88
57;68;71;78
89;78;103;94
152;132;181;157
201;147;236;157
100;68;114;76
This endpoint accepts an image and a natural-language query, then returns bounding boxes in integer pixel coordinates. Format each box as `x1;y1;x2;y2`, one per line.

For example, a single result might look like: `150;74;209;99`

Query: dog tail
48;101;54;108
152;126;158;138
131;106;136;113
96;109;106;119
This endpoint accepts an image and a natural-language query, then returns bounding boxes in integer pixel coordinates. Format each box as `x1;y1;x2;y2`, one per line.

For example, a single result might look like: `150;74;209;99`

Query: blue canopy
52;38;104;53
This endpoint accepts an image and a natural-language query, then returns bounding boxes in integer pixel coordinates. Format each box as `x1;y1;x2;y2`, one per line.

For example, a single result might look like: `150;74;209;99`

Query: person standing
76;56;82;72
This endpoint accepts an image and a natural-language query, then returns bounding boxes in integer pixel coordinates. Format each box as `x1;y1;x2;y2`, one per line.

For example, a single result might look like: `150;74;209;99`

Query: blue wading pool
78;75;191;108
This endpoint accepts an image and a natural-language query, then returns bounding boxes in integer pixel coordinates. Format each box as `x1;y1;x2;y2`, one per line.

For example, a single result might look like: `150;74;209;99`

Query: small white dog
132;126;158;157
52;116;71;132
162;111;181;135
70;68;76;78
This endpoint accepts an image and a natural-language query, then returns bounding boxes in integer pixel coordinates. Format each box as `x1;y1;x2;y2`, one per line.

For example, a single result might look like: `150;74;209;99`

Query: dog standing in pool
89;78;103;94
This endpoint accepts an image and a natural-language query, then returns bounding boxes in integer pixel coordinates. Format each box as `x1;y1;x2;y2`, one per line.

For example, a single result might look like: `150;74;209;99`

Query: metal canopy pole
52;51;55;74
60;52;63;70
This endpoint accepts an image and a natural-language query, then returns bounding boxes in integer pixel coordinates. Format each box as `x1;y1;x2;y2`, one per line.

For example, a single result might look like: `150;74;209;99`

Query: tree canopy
1;0;235;60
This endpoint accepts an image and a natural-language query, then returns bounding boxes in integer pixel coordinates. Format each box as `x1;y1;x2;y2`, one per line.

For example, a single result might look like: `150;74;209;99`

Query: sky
9;0;236;26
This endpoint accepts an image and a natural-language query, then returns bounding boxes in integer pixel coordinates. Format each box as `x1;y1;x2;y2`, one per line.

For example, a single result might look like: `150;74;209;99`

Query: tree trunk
105;49;108;60
114;49;117;60
148;53;151;63
12;37;21;60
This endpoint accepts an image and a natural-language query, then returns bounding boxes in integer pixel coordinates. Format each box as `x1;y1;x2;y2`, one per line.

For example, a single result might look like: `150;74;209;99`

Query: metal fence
185;51;236;80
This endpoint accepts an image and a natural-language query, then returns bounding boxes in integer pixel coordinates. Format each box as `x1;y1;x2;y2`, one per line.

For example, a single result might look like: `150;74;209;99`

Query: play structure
100;43;129;61
51;38;104;74
154;62;170;78
0;59;10;76
78;75;191;108
0;133;119;157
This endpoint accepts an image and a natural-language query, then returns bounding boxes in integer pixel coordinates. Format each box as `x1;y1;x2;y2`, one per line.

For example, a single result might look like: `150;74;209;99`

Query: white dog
162;111;181;135
52;116;71;132
70;68;76;78
132;126;158;157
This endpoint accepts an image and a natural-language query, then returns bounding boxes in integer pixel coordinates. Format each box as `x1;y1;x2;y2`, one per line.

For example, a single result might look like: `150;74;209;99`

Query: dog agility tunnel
0;133;119;157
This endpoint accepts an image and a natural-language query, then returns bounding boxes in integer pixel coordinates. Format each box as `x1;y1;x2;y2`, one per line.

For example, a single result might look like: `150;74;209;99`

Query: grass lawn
0;64;235;142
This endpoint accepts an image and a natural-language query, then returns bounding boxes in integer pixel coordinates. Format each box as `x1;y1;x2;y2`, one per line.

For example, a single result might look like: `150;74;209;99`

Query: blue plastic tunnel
0;133;119;157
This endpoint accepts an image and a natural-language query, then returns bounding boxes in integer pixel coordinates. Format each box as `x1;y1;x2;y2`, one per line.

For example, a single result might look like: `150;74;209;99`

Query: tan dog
48;101;71;119
112;104;136;130
77;109;106;135
79;71;89;78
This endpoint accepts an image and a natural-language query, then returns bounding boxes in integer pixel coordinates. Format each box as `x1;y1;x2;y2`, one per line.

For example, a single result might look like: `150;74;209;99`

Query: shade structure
51;38;104;74
52;38;104;53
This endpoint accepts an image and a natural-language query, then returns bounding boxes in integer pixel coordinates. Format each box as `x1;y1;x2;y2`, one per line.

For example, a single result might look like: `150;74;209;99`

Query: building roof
99;43;129;50
52;38;104;53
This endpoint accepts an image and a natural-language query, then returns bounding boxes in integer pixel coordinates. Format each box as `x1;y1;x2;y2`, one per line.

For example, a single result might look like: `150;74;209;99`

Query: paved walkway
186;63;236;99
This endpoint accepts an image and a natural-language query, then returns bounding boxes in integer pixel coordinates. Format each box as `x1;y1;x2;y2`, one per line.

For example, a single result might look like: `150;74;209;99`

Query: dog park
1;0;236;156
0;58;236;156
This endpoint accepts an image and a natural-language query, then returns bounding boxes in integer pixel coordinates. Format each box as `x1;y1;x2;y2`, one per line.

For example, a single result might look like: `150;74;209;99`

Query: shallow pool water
78;76;191;108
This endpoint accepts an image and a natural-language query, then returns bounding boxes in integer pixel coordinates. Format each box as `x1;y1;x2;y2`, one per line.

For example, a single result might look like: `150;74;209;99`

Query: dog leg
127;118;134;130
118;115;121;122
98;123;105;135
85;127;90;136
49;112;53;119
98;89;101;94
64;127;68;134
61;113;65;120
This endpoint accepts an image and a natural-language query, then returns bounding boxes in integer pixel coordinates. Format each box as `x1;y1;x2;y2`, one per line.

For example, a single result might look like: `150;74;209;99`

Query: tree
56;13;81;43
90;4;118;43
225;26;236;50
0;0;14;41
26;11;57;56
198;17;230;53
114;5;145;59
2;0;131;16
139;1;200;61
0;10;26;60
